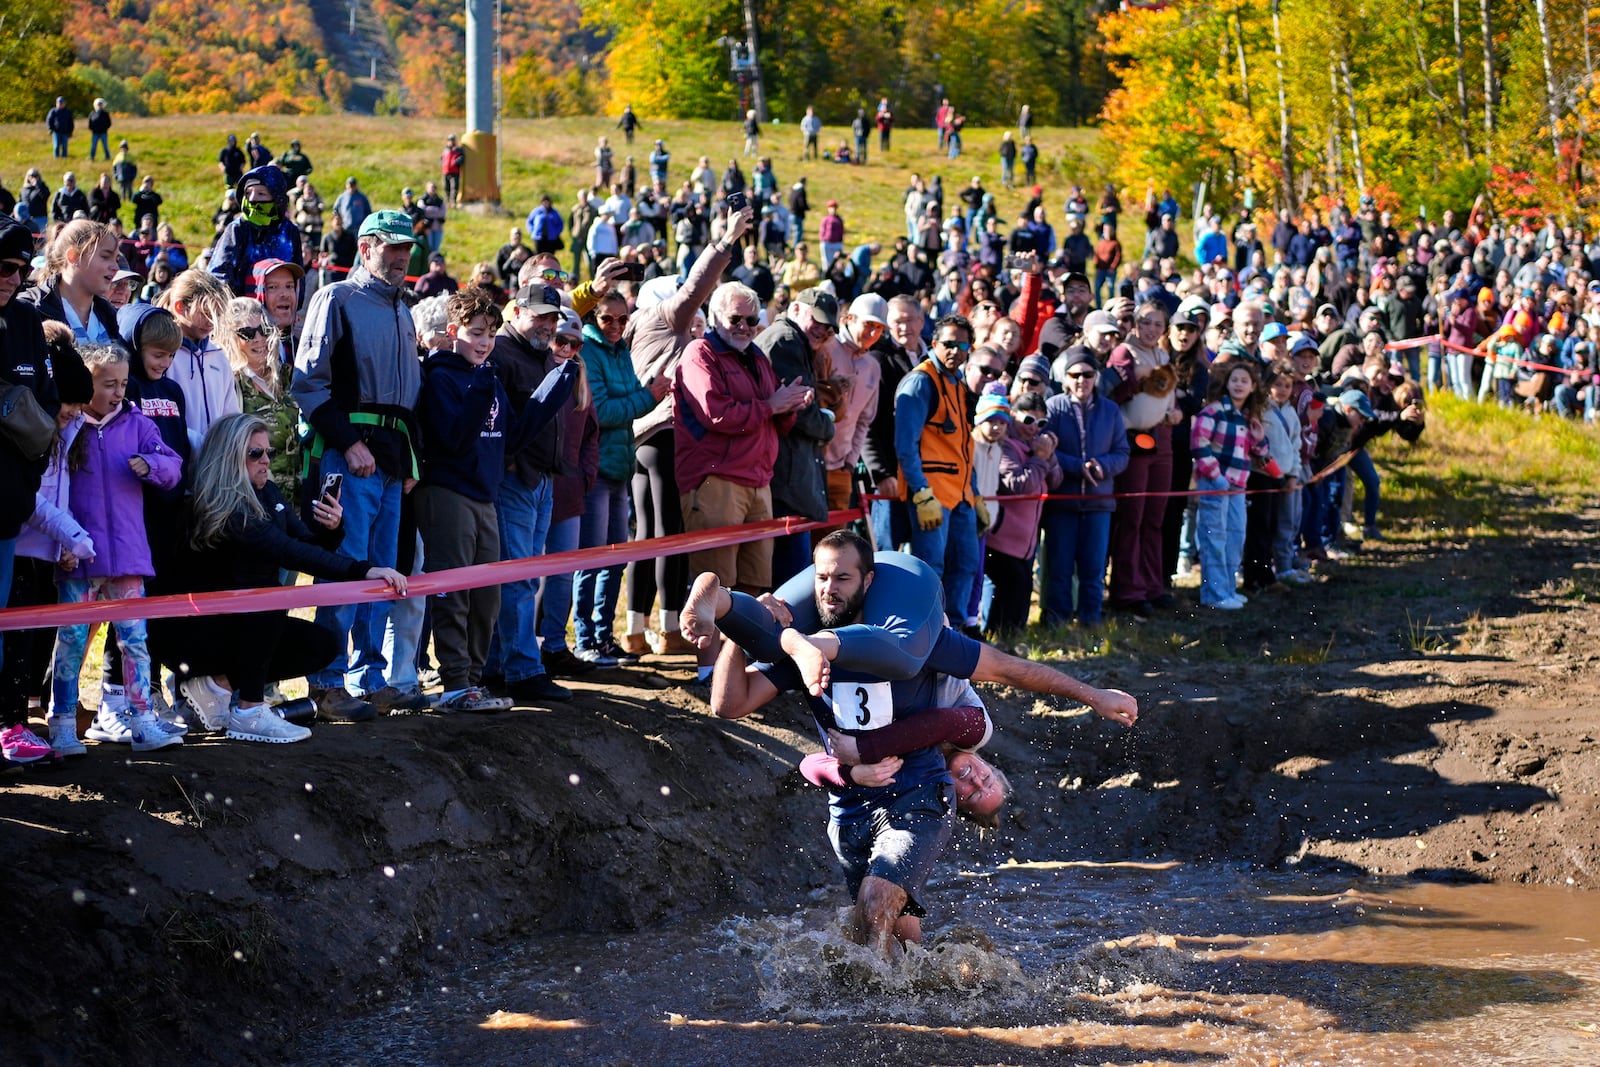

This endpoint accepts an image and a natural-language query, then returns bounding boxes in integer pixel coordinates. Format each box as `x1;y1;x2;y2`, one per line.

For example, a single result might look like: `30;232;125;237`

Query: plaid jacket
1190;397;1269;488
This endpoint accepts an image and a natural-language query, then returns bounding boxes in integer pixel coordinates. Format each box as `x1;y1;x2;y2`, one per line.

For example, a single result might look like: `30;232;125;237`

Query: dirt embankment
5;508;1598;1065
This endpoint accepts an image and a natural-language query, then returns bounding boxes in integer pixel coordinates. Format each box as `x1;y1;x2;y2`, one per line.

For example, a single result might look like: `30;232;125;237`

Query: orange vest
897;358;975;510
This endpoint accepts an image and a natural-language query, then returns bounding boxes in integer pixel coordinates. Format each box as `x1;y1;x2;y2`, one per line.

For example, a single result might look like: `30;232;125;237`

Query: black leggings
626;430;688;615
984;550;1035;637
0;557;58;726
150;612;338;704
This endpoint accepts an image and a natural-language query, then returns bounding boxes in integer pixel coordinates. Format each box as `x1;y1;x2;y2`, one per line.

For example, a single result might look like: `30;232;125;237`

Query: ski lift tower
717;0;767;122
461;0;500;204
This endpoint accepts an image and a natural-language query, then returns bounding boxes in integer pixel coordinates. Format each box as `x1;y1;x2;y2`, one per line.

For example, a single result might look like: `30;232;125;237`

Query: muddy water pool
298;860;1600;1065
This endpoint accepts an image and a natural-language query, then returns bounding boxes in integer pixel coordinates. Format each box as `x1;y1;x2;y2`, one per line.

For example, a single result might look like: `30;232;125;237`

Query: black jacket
19;277;121;343
0;297;53;538
754;316;833;520
184;481;369;593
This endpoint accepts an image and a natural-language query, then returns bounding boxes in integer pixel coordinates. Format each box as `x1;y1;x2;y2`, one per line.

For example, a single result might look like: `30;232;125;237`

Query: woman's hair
158;269;231;330
219;297;278;375
1012;390;1047;416
1207;357;1267;421
959;761;1013;832
67;342;132;472
44;219;113;281
1162;319;1206;387
190;413;272;549
411;292;452;349
1264;360;1295;391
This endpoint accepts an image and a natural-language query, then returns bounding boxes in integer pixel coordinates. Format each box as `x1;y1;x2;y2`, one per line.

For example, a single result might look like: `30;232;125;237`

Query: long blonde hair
190;413;272;549
156;269;231;335
219;296;280;376
44;219;114;282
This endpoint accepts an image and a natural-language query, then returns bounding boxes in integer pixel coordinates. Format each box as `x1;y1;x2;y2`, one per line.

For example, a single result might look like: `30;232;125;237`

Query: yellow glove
911;487;943;531
974;495;991;534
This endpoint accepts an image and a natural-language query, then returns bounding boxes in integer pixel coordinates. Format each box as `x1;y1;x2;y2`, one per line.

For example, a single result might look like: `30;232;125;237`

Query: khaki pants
681;475;774;591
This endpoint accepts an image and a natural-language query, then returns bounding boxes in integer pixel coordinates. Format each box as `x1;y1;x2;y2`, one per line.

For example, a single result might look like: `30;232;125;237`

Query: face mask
242;201;279;226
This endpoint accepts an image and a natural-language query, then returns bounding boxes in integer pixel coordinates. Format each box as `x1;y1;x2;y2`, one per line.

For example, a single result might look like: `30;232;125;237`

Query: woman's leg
1107;452;1151;606
1075;511;1112;624
573;479;613;651
1195;481;1231;605
592;479;632;647
1241;472;1279;590
538;515;581;653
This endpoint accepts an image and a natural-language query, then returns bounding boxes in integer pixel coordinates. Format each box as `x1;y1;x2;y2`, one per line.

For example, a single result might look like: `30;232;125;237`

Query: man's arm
970;644;1138;726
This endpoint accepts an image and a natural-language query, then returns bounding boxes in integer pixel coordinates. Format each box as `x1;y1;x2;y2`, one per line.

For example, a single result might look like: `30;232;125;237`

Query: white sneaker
84;705;134;744
49;722;87;758
226;704;312;744
1210;597;1244;611
147;686;190;735
180;676;233;731
128;712;182;752
1225;594;1249;609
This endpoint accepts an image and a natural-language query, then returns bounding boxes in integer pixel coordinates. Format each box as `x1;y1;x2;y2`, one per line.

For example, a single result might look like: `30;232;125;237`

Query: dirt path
4;505;1597;1064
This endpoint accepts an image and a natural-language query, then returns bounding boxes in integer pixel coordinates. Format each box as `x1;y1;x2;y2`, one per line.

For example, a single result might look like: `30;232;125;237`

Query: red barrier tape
0;508;863;633
1387;333;1574;377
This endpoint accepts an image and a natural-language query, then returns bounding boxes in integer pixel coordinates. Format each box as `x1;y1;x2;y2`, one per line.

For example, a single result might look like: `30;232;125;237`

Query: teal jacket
582;324;655;481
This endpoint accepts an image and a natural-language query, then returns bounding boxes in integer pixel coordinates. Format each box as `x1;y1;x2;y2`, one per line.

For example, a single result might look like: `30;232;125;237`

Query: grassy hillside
0;114;1106;272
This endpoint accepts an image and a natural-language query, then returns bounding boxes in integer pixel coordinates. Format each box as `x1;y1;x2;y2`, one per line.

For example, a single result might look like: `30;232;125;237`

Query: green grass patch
0;114;1103;275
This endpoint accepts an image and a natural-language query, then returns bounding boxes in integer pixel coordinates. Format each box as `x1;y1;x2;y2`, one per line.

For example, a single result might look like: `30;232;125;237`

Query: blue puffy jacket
209;165;303;295
1043;390;1129;514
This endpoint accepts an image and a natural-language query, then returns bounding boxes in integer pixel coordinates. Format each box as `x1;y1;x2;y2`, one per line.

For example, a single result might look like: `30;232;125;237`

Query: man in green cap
291;209;424;722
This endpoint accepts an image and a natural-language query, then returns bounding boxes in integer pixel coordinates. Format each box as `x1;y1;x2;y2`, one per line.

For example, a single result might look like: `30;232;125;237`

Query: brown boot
618;632;650;656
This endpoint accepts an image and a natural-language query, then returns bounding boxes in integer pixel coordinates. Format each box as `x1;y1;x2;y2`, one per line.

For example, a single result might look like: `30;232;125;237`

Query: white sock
697;665;714;683
661;610;680;634
627;611;648;635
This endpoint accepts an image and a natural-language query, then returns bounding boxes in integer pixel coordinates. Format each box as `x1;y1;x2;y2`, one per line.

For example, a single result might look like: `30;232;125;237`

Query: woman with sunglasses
222;296;299;500
575;292;668;665
1160;305;1212;589
1041;349;1128;627
149;413;406;741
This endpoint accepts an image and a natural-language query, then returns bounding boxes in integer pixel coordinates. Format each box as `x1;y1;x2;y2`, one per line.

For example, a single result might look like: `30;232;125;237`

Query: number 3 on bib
830;681;894;731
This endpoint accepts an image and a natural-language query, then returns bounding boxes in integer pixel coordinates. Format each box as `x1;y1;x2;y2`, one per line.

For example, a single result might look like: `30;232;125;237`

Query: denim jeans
907;500;980;625
821;241;843;268
53;576;151;720
573;476;630;650
51;132;68;158
309;448;402;693
1094;270;1116;308
1274;484;1303;575
1299;480;1324;552
90;132;109;160
1195;475;1245;606
489;473;553;683
870;497;907;554
381;533;425;693
1447;349;1474;399
1347;448;1380;529
1041;509;1112;625
537;514;580;651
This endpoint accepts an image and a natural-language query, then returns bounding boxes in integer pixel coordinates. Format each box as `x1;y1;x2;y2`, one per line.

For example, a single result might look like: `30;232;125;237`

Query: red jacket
674;331;796;492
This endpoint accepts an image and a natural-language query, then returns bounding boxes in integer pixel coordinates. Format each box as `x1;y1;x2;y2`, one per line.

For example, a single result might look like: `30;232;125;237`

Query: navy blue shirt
758;627;982;824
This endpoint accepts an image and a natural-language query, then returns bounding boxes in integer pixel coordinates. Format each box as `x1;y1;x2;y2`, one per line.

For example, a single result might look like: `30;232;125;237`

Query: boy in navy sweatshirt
416;287;577;712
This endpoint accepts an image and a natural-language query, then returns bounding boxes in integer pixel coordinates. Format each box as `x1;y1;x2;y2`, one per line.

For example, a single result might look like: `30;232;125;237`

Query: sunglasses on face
1018;377;1044;387
0;261;25;279
938;339;973;352
541;268;570;282
1016;413;1042;426
236;325;269;340
972;364;1002;380
552;335;581;348
724;314;761;328
597;313;629;325
1066;370;1097;380
247;446;276;461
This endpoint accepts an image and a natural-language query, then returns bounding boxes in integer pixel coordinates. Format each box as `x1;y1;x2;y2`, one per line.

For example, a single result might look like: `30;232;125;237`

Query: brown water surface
298;861;1600;1065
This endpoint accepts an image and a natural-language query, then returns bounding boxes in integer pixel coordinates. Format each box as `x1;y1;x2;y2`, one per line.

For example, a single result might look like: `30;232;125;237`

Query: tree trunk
1480;0;1497;154
1534;0;1561;169
1453;0;1472;152
1234;6;1252;110
1270;0;1297;212
1340;55;1367;194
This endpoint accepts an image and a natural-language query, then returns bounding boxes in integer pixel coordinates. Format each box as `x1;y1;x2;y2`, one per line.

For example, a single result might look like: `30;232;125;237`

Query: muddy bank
5;510;1599;1065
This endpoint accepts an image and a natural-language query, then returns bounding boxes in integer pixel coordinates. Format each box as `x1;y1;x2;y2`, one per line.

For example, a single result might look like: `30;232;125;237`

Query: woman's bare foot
681;572;730;650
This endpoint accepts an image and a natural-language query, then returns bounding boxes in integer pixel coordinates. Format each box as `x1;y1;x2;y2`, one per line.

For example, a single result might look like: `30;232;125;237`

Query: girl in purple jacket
49;343;183;753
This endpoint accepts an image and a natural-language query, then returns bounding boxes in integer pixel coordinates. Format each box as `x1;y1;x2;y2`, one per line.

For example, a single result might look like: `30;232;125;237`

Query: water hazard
298;861;1600;1065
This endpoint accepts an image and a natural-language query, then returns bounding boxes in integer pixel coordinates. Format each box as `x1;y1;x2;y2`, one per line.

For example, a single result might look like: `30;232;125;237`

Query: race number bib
830;681;894;731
